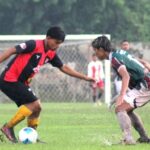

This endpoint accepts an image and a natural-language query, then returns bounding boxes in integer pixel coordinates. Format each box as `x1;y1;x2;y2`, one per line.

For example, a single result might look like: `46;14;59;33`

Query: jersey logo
20;43;27;49
36;54;40;59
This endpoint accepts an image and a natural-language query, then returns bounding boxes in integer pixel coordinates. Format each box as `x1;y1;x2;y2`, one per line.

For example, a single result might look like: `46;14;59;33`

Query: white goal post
0;34;111;105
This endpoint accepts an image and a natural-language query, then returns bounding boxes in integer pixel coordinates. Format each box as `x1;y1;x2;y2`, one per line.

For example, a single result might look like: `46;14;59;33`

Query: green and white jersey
109;49;145;88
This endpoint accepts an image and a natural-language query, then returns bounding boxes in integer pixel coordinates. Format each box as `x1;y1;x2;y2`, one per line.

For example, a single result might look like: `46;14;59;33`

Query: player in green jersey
92;35;150;145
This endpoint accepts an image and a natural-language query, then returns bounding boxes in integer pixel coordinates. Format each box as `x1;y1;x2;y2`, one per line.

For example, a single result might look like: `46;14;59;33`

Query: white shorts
124;85;150;108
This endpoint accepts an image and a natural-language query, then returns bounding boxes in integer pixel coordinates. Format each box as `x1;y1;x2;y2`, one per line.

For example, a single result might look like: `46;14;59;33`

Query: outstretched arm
60;64;95;82
138;58;150;71
0;47;16;63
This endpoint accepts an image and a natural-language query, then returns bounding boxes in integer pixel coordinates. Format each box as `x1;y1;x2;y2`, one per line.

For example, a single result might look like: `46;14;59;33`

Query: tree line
0;0;149;41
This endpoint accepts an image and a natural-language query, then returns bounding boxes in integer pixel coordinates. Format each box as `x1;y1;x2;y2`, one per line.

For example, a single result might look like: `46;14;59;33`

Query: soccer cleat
0;124;18;143
136;137;150;143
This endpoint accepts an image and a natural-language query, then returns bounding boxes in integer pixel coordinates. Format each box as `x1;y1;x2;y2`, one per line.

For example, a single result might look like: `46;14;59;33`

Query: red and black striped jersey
1;40;63;85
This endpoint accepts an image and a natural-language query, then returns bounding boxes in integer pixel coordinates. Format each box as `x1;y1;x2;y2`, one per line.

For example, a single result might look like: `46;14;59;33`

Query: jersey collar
108;52;113;61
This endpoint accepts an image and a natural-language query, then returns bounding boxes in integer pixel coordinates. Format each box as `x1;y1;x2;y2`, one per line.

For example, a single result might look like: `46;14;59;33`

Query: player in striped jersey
87;53;104;105
92;35;150;145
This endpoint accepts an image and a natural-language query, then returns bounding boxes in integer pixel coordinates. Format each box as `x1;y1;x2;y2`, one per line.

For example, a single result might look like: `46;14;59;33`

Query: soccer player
92;36;150;145
120;40;130;51
87;53;104;105
0;26;95;143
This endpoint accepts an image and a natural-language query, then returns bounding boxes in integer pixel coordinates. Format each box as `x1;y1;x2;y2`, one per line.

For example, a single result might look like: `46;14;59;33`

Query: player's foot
37;138;47;144
137;137;150;143
123;138;136;145
1;124;18;143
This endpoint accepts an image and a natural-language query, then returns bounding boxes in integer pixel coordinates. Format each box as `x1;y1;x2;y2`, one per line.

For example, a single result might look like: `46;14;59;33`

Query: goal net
0;34;111;104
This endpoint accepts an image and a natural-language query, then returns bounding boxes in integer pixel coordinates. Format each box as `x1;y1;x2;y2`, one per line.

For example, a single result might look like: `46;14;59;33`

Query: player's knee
35;103;42;113
32;100;42;113
115;102;133;113
115;106;121;113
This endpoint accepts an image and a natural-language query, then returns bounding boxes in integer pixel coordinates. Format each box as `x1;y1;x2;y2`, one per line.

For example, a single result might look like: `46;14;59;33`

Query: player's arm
0;47;16;63
50;55;95;82
0;40;35;63
60;64;95;82
138;58;150;71
116;65;130;106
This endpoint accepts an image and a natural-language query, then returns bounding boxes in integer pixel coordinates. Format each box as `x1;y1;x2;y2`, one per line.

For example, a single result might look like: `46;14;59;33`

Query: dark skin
0;36;95;126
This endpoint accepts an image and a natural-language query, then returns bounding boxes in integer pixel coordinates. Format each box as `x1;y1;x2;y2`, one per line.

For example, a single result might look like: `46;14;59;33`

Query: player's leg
115;102;136;145
26;100;46;143
115;87;150;144
97;86;103;99
92;87;96;103
0;81;40;143
97;80;104;103
126;88;150;143
1;100;41;142
127;111;150;143
27;100;42;129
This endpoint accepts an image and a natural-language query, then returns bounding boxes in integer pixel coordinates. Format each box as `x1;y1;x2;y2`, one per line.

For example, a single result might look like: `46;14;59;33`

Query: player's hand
84;76;95;82
116;94;124;107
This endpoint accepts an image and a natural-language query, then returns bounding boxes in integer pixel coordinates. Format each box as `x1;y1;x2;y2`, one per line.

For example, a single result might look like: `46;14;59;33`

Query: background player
0;26;95;143
87;53;104;105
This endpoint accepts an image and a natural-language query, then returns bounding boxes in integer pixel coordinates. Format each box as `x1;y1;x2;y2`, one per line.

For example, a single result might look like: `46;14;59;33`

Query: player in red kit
87;53;104;105
0;26;94;143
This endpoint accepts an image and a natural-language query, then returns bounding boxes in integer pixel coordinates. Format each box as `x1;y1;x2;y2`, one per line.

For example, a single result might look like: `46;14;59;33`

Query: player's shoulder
112;49;128;59
25;40;36;50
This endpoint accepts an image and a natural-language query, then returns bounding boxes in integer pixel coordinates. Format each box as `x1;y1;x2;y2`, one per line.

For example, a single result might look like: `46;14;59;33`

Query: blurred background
0;0;150;41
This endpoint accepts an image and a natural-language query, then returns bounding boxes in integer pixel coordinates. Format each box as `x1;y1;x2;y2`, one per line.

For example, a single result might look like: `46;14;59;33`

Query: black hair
121;39;129;44
46;26;65;42
92;36;113;52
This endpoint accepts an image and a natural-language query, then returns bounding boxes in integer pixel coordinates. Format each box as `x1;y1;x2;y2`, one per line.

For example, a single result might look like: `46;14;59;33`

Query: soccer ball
18;127;38;144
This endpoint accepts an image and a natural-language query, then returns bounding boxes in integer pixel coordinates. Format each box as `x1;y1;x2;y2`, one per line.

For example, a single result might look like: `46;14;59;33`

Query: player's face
94;48;106;60
121;42;130;51
46;37;63;50
92;55;97;61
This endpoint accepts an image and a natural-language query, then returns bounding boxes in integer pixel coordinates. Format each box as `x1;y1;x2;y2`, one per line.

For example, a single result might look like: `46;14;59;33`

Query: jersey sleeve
111;56;124;71
49;54;63;68
15;40;36;53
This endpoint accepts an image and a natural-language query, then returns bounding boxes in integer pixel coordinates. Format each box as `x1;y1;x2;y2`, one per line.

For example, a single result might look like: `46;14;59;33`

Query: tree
0;0;150;41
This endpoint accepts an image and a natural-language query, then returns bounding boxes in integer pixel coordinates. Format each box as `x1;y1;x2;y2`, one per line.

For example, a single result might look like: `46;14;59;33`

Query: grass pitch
0;103;150;150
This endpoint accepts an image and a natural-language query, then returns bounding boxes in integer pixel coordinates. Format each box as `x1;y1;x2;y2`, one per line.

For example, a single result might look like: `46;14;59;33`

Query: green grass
0;103;150;150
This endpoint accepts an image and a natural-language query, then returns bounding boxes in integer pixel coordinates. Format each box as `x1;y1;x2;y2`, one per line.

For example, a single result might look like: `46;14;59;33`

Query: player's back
111;50;146;88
